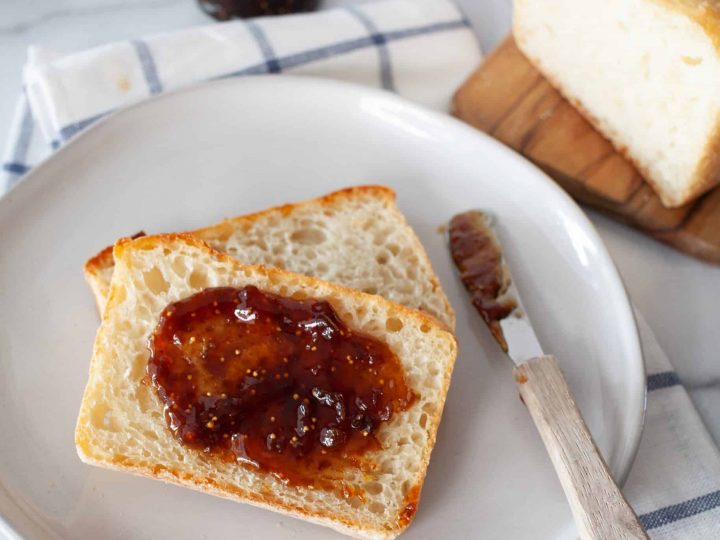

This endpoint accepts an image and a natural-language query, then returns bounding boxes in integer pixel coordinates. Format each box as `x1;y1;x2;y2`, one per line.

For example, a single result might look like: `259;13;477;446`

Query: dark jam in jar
197;0;319;21
147;286;416;486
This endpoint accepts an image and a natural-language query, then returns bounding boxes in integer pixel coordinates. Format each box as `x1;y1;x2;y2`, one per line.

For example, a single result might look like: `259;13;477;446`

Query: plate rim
0;75;646;539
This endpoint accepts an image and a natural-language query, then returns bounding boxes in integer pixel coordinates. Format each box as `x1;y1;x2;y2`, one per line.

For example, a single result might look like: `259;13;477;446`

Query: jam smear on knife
448;211;517;351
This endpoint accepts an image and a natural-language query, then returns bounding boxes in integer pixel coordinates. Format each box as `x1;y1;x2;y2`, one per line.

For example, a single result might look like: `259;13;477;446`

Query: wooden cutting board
453;36;720;265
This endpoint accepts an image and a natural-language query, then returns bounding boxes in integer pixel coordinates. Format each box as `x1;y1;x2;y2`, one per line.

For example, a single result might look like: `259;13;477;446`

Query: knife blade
447;209;647;540
447;210;543;363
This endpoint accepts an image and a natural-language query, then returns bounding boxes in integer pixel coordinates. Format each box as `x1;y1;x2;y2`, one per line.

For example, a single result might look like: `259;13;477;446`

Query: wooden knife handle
514;355;648;540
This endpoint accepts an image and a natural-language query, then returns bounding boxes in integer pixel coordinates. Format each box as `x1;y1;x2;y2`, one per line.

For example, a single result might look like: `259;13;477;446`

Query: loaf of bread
513;0;720;207
84;186;455;329
76;234;458;539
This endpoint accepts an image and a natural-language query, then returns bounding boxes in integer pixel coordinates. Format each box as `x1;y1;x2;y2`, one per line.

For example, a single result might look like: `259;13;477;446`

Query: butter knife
448;211;647;540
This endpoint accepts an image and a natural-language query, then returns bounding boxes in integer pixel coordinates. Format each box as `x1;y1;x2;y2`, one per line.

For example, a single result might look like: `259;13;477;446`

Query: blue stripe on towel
58;111;111;143
345;6;394;91
246;21;281;74
640;490;720;530
225;18;468;77
131;40;163;94
4;94;34;189
280;18;469;72
2;162;30;175
384;18;470;43
275;35;379;71
647;371;681;392
12;96;33;165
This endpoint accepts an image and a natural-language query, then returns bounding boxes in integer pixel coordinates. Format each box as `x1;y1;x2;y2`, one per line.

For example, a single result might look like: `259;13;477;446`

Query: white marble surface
0;0;718;447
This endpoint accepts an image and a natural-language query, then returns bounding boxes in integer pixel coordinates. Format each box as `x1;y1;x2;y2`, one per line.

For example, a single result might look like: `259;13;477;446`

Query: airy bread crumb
76;234;458;539
84;186;455;330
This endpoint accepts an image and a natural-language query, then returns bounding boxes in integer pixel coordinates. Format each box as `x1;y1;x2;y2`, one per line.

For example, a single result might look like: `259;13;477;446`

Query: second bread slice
84;186;455;329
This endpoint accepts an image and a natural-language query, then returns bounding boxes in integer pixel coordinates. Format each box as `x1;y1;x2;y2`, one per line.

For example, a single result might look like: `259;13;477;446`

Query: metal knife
448;210;647;540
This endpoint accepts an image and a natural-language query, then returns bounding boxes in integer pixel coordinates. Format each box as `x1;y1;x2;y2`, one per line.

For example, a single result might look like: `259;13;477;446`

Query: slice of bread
84;186;455;330
76;234;458;539
513;0;720;207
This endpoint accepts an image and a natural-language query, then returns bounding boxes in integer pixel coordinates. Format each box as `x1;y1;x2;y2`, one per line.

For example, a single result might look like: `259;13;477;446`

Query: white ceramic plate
0;77;644;540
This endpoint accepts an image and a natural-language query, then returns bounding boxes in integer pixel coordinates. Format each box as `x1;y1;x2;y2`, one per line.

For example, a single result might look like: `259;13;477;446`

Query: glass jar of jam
197;0;319;20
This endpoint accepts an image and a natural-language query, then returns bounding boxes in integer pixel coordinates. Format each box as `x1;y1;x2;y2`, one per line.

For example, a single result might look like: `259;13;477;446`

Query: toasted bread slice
76;234;458;539
84;186;455;330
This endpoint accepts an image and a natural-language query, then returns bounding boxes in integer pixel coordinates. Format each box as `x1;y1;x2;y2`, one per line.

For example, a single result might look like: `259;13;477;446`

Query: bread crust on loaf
692;115;720;205
654;0;720;51
76;233;457;539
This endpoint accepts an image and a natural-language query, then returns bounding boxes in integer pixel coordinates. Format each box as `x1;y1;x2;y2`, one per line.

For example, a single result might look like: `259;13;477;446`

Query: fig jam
448;211;517;351
147;286;415;486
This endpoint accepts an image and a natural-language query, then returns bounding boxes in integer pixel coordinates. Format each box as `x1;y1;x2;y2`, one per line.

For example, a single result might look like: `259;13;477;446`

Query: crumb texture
76;235;457;539
87;186;455;330
514;0;720;206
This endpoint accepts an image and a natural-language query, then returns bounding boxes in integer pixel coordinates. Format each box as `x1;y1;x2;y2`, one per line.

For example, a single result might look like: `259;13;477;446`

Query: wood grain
453;36;720;264
515;356;648;540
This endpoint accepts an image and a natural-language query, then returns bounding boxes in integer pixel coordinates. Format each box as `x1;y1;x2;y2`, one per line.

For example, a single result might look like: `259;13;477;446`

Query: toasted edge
653;0;720;53
76;233;458;539
83;244;114;313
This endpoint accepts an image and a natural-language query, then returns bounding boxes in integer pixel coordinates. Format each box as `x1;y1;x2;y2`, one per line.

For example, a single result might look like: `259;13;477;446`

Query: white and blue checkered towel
2;0;479;189
2;0;720;537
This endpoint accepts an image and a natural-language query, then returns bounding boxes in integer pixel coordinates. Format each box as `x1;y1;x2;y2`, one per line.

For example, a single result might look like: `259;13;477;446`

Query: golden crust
75;449;416;539
83;244;113;278
83;245;113;313
77;233;458;538
83;185;455;329
205;185;398;234
644;0;720;205
653;0;720;51
513;29;720;208
84;231;145;313
691;111;720;204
